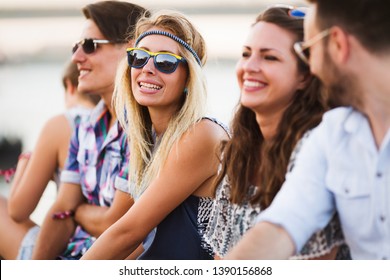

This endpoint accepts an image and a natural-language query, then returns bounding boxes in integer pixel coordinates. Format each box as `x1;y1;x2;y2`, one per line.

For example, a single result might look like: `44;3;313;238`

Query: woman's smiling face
130;28;188;114
237;21;306;117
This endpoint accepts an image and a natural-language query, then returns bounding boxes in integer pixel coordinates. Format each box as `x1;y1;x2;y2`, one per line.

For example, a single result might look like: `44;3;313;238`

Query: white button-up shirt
257;107;390;260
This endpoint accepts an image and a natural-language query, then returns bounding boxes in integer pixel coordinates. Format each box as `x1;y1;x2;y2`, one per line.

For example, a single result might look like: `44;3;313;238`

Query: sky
1;0;303;9
0;0;307;61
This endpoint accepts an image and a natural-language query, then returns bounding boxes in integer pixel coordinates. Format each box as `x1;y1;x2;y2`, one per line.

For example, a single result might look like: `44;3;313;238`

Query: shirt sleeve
60;121;82;184
292;213;346;259
256;123;335;253
114;134;130;194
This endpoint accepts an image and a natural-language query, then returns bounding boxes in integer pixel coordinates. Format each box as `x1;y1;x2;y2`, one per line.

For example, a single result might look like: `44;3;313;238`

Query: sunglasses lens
127;49;183;74
82;39;96;54
289;8;307;18
72;44;78;54
303;48;310;60
72;39;96;54
155;54;179;73
128;50;149;68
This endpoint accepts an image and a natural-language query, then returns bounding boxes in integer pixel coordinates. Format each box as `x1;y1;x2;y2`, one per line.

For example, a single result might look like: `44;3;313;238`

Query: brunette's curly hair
213;7;328;209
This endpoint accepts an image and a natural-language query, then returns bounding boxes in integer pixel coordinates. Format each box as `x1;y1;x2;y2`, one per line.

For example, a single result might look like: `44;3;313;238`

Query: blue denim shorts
17;225;40;260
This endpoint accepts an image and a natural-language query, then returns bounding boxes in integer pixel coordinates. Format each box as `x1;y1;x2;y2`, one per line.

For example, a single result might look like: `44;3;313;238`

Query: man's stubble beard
320;49;363;110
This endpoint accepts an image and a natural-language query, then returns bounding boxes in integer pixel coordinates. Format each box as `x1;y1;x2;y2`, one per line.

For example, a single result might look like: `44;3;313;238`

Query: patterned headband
135;30;202;66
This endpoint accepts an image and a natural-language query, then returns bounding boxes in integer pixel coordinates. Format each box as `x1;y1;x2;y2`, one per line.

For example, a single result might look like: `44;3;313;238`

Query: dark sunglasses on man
72;38;115;54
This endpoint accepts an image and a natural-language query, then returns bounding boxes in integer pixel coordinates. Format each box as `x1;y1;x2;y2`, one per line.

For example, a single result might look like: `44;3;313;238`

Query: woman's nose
142;56;156;74
243;55;261;72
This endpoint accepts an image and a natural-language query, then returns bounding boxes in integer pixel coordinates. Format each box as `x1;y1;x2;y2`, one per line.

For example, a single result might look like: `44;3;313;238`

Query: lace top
204;133;348;259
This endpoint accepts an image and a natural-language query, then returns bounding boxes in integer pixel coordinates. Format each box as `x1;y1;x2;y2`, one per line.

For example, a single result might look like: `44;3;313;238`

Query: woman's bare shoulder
183;118;229;145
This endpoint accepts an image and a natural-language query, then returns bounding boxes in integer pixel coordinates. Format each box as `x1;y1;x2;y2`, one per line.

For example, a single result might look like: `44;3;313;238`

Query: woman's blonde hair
114;10;208;198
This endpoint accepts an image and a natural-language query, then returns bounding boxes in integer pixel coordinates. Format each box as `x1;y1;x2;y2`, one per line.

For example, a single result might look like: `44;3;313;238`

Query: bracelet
18;152;32;161
52;210;74;220
0;168;16;183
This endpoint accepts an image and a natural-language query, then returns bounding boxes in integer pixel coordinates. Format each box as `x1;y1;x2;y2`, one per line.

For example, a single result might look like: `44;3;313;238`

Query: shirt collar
343;107;366;134
89;100;108;125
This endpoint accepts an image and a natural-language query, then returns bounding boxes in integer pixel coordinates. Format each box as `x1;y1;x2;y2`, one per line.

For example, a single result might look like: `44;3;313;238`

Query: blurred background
0;0;305;218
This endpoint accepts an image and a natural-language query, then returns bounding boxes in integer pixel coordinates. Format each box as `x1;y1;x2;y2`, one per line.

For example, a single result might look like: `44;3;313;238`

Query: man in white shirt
226;0;390;260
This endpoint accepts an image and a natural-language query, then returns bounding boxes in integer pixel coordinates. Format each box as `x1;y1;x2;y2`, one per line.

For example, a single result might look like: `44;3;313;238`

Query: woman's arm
74;190;134;237
8;153;31;197
31;182;85;259
81;120;229;259
8;115;71;222
225;222;295;259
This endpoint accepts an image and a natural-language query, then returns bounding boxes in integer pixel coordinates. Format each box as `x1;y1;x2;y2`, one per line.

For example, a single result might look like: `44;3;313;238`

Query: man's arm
74;190;134;237
74;134;134;237
32;183;84;259
225;222;295;259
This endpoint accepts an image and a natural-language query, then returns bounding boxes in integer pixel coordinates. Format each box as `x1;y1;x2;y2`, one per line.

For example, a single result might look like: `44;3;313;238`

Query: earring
183;88;188;95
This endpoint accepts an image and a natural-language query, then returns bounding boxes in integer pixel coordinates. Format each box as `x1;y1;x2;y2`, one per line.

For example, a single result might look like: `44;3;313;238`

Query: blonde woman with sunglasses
22;1;148;260
81;10;229;260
